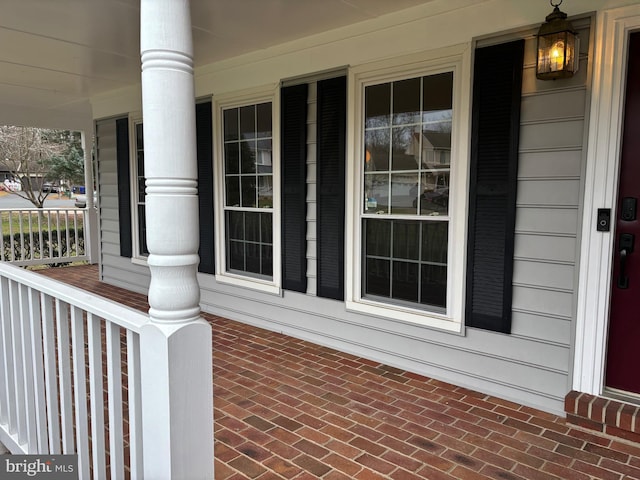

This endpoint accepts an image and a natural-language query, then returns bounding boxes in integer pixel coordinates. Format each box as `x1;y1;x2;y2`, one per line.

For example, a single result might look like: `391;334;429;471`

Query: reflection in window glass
223;102;273;279
361;71;453;311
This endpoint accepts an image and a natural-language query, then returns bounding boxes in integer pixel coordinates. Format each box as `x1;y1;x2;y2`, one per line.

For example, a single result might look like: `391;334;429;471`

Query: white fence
0;263;148;479
0;208;88;266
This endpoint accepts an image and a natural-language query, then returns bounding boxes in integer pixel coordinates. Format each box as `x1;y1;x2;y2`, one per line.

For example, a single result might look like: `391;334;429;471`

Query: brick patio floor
39;264;640;479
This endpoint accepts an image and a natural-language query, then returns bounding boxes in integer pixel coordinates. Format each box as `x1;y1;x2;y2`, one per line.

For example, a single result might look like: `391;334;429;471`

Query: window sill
215;272;282;296
131;256;148;267
346;299;463;334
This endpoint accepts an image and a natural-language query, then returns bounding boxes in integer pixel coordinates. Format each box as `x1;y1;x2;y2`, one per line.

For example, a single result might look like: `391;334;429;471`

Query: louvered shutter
466;40;524;333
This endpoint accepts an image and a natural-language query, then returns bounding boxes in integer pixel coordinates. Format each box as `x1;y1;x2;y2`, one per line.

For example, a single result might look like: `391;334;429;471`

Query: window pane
256;139;272;173
227;211;244;240
261;213;272;243
365;258;390;297
225;176;240;207
364;173;389;213
228;241;244;271
137;151;145;176
391;126;420;171
419;171;448;215
245;243;261;274
390;173;419;215
240;105;256;140
423;72;453;112
364;129;390;171
245;212;260;242
256;102;272;138
261;245;273;276
240;141;257;174
421;264;446;308
365;219;391;257
138;205;147;255
136;123;144;149
393;221;420;260
138;178;145;203
240;176;257;208
365;83;391;128
258;176;273;208
393;77;421;125
392;262;419;303
421;222;448;264
225;143;240;175
224;108;239;141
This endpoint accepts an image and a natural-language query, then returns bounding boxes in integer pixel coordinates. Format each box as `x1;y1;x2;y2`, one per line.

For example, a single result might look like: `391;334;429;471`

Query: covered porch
32;264;640;480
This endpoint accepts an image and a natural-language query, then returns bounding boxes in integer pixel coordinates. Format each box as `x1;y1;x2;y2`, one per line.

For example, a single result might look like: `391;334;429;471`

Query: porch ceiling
0;0;435;127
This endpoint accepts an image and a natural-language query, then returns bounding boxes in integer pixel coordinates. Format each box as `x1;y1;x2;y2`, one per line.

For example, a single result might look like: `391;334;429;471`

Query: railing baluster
9;211;15;262
55;212;61;260
87;314;106;479
47;212;53;259
106;322;124;480
55;300;75;453
27;212;34;261
37;211;43;262
40;293;60;453
18;284;37;453
9;280;27;444
71;306;90;479
18;211;25;262
64;211;70;260
27;288;48;454
127;330;143;480
0;277;14;432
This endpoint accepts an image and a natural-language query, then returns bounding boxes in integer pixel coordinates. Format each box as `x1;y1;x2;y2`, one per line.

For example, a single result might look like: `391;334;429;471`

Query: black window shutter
317;76;346;300
466;40;524;333
116;118;132;258
196;101;215;274
281;84;308;292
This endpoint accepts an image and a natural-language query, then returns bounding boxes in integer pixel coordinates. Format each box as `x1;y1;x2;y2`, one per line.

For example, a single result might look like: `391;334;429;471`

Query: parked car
42;183;60;193
74;191;97;208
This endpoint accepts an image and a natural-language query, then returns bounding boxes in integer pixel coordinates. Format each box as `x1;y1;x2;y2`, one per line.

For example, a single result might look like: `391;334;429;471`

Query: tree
0;126;83;208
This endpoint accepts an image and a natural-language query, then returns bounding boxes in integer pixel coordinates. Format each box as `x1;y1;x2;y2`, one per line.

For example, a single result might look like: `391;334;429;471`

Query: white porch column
139;1;214;479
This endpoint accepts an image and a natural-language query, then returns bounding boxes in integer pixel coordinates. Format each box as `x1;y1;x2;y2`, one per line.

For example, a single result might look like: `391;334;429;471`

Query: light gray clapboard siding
96;20;592;415
95;117;150;294
306;83;318;295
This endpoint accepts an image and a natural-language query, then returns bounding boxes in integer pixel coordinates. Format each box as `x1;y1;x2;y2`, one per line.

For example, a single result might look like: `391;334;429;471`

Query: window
131;120;148;259
215;91;280;293
362;73;452;311
347;48;470;331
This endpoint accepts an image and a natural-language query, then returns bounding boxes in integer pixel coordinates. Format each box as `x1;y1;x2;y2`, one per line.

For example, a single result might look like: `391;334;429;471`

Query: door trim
574;5;640;396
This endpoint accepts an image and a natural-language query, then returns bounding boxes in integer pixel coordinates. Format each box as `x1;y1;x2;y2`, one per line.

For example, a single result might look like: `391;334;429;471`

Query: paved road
0;192;76;209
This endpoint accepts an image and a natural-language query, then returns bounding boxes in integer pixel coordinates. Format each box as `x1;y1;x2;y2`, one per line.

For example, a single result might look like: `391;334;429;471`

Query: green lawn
2;212;56;235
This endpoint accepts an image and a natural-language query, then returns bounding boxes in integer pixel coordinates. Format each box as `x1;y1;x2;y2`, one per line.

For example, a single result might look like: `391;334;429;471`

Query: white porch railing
0;263;148;479
0;208;88;266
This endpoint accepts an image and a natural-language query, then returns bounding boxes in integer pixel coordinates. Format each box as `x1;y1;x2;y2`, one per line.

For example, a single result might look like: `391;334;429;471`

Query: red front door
605;31;640;395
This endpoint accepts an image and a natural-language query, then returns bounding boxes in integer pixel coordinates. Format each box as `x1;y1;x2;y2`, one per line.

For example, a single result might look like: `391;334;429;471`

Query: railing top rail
0;207;81;212
0;262;149;333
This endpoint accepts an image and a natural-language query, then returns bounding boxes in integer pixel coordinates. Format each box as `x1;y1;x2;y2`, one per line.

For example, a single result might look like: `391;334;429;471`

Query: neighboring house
2;0;640;475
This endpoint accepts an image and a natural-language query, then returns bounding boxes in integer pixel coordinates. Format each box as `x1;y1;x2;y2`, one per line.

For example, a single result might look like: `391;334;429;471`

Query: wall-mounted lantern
536;0;579;80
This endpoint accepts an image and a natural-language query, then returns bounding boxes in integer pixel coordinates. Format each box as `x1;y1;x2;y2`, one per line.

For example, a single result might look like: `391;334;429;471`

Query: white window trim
213;85;282;295
129;113;148;265
345;44;472;333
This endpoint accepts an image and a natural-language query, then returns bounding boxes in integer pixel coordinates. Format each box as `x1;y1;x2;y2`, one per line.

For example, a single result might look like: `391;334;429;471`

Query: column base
565;390;640;443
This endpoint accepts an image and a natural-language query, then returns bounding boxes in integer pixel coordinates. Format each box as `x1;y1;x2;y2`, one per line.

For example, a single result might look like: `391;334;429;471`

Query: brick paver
39;264;640;479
